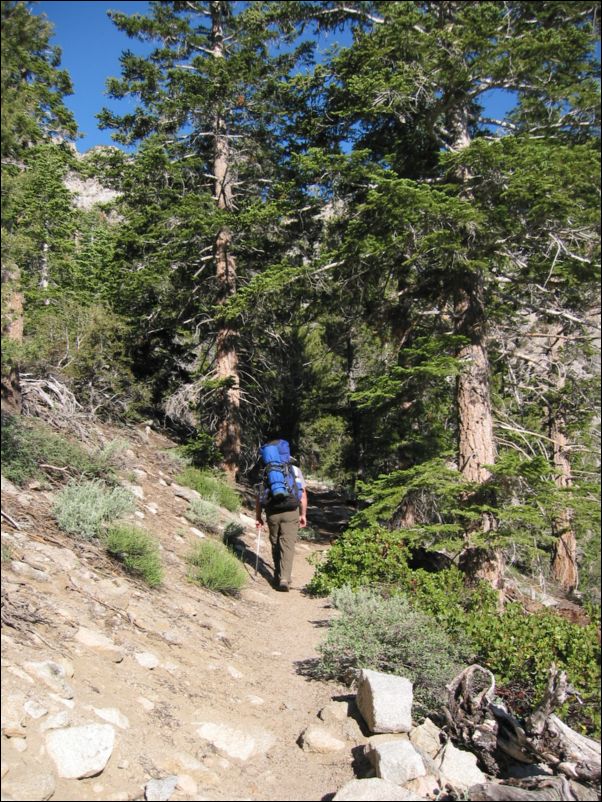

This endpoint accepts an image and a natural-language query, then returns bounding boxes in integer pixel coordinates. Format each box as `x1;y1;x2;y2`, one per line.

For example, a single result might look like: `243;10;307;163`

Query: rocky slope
1;423;361;801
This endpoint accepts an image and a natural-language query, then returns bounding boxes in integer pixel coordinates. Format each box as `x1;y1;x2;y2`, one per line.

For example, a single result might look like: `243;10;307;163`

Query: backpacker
259;439;302;513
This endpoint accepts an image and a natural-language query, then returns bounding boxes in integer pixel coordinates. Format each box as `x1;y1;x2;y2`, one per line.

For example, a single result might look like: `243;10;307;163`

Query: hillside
1;422;362;802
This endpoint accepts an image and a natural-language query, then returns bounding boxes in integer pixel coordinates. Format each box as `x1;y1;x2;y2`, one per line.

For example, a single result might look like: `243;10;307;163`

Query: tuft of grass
53;479;135;540
186;539;247;596
1;414;119;486
176;467;240;512
103;524;163;587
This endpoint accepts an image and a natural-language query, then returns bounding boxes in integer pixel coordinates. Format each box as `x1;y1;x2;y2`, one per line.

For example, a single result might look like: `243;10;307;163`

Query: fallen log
469;775;599;801
443;664;600;792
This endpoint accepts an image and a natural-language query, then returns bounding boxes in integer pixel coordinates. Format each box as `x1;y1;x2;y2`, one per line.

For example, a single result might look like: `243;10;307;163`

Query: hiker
255;439;307;591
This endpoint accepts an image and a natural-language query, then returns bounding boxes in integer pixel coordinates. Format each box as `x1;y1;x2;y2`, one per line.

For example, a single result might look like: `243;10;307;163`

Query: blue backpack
259;439;302;512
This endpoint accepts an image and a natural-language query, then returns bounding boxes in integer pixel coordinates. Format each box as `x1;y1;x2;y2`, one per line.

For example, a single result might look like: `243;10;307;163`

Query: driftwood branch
444;664;601;797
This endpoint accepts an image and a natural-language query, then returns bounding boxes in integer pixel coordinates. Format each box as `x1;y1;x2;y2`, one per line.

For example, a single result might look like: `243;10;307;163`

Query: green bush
1;414;118;486
307;526;600;736
307;525;411;595
186;539;247;596
53;479;135;539
186;498;221;530
176;467;240;512
103;524;163;587
315;586;470;717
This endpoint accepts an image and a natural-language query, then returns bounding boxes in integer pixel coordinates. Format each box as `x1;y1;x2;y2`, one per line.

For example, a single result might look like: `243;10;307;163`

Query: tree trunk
211;1;241;481
1;263;23;413
448;97;501;591
549;408;578;593
455;276;497;484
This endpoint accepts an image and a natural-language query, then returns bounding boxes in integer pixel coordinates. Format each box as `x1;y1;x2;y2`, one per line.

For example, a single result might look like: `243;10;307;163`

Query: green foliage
309;528;600;735
307;526;411;596
186;539;247;596
180;432;220;469
315;586;471;717
299;415;352;485
176;468;240;512
103;524;163;587
52;479;135;540
23;301;150;419
223;522;244;543
1;414;117;486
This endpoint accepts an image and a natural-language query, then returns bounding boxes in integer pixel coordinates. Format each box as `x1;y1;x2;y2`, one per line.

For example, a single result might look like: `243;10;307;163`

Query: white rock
23;699;48;719
10;561;49;582
40;711;70;731
227;665;243;680
247;695;265;706
74;627;124;662
409;717;444;759
190;527;206;539
145;775;178;801
11;737;27;752
435;741;487;790
370;739;426;785
333;777;420;801
135;651;160;669
172;484;201;503
319;700;352;723
123;481;145;500
135;510;146;519
196;720;276;761
172;752;203;772
93;707;130;729
22;660;74;699
356;669;413;733
298;725;347;754
45;724;115;778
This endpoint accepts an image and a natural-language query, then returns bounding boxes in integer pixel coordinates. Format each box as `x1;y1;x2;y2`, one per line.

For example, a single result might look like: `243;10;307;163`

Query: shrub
103;524;163;587
1;414;117;486
186;498;221;530
223;522;244;544
53;480;135;539
186;540;247;596
176;467;240;512
307;525;411;595
315;586;470;717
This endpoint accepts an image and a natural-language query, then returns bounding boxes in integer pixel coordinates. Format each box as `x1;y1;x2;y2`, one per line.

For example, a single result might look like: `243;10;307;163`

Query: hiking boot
278;579;290;592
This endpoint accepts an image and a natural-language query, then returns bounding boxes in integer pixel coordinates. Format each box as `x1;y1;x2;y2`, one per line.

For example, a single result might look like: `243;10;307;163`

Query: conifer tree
1;0;76;411
100;0;318;478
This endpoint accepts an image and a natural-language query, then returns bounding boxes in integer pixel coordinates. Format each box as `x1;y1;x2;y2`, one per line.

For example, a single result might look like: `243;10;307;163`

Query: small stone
144;775;178;801
227;665;243;679
176;774;198;795
356;669;413;734
135;651;160;669
333;777;420;801
23;699;48;719
370;739;426;785
298;725;347;754
22;660;74;699
11;738;28;752
93;707;130;729
39;711;70;731
10;561;49;582
137;696;155;712
45;724;115;779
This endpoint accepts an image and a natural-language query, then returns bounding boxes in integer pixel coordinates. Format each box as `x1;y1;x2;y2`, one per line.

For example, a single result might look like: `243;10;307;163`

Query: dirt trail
1;427;363;802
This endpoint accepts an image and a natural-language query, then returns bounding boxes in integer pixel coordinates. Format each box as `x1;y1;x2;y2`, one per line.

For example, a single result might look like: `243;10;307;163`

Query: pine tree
100;0;321;478
1;0;76;411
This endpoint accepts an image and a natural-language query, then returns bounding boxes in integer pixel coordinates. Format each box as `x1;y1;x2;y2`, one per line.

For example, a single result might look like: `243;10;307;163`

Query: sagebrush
53;479;135;539
176;467;240;512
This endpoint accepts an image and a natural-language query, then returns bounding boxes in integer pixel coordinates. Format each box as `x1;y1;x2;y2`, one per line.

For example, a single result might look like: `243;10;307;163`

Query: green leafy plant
52;479;135;540
315;586;471;717
186;539;247;596
103;524;163;587
176;467;240;512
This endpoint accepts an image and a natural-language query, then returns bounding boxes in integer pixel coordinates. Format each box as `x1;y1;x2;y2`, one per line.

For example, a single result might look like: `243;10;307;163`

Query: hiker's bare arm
299;488;308;528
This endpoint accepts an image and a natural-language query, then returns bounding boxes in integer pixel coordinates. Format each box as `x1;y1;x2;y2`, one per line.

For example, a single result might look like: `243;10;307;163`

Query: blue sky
36;1;152;151
36;1;517;153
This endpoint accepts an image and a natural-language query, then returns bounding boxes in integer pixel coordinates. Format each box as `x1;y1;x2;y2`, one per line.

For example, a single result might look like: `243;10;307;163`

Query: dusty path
1;433;363;802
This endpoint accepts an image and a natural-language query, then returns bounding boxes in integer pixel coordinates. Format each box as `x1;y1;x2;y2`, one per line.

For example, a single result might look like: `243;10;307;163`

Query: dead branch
444;665;601;794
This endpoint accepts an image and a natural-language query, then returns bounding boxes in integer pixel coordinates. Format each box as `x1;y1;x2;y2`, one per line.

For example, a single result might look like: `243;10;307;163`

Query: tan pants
266;508;299;584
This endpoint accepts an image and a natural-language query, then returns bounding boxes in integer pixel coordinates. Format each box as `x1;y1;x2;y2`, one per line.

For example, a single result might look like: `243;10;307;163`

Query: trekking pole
255;522;263;577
